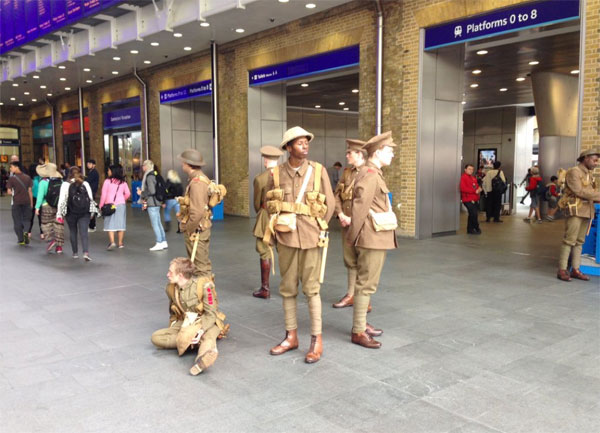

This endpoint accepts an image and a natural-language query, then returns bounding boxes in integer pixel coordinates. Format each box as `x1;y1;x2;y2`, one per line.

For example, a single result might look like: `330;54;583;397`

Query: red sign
62;116;89;135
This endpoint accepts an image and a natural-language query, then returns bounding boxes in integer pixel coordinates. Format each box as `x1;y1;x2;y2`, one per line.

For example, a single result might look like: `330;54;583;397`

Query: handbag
369;194;398;232
101;184;120;217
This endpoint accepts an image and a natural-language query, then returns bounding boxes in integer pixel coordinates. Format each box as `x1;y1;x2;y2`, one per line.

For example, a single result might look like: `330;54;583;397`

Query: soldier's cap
36;162;63;178
178;148;205;167
363;131;397;156
260;145;284;158
280;126;314;150
346;139;366;152
577;148;600;161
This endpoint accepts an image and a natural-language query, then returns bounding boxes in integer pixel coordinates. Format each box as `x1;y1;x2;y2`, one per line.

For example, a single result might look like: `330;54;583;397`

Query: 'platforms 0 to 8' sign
424;0;580;51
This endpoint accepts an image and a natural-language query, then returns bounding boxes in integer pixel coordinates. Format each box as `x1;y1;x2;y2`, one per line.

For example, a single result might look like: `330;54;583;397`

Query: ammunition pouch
369;210;398;232
208;183;227;208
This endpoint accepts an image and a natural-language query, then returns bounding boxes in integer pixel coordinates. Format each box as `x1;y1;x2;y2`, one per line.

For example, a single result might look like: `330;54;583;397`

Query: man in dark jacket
86;159;100;231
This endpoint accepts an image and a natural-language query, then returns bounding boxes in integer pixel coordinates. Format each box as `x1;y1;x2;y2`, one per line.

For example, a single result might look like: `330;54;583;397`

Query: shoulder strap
313;162;322;192
273;166;280;189
13;174;27;192
295;164;313;204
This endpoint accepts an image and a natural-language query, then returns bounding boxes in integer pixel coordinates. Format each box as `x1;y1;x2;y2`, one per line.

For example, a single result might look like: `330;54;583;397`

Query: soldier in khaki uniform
346;132;398;349
332;138;369;309
178;149;213;277
151;257;228;375
557;149;600;281
265;126;335;364
252;145;284;299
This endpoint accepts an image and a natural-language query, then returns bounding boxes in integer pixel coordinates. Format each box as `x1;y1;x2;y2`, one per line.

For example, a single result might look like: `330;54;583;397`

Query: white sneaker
149;243;164;251
160;241;168;250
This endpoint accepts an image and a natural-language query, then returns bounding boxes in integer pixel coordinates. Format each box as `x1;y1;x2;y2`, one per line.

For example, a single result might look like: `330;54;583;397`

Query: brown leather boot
252;259;271;299
557;269;572;282
351;332;382;349
333;294;353;308
270;329;298;355
305;334;322;364
365;323;383;337
367;303;372;313
570;268;590;281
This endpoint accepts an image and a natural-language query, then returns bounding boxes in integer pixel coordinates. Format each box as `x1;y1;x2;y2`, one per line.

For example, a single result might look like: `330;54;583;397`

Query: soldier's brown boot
305;334;323;364
332;294;353;308
270;329;298;355
557;269;572;282
570;268;590;281
351;332;382;349
365;323;383;337
189;349;219;376
252;259;271;299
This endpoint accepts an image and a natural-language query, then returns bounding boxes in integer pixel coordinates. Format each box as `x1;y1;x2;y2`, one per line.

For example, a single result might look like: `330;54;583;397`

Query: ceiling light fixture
235;28;245;33
144;60;152;64
40;85;46;89
339;101;345;105
301;83;309;87
461;101;466;105
130;50;139;54
343;107;349;111
60;77;66;81
184;46;192;51
12;83;18;87
570;69;579;74
113;56;121;61
352;89;359;93
472;69;482;75
151;42;159;46
47;93;53;96
58;65;66;69
529;60;539;65
24;92;30;95
18;103;23;106
516;77;525;82
10;97;15;100
499;88;508;92
0;102;3;105
83;68;91;72
86;80;93;83
476;50;488;55
65;87;71;90
279;0;289;2
306;3;316;8
200;22;210;27
470;83;479;88
315;105;321;108
32;98;37;102
173;32;183;38
33;75;39;79
112;71;119;75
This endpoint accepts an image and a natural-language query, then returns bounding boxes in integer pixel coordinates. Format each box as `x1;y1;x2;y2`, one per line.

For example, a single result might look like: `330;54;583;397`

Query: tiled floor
1;197;598;433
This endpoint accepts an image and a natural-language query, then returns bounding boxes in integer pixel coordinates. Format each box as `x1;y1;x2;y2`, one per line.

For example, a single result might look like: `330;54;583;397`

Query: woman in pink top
99;164;131;249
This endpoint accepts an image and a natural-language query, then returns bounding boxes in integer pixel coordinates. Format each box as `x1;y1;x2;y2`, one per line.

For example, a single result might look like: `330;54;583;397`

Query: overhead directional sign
159;80;212;104
424;0;580;51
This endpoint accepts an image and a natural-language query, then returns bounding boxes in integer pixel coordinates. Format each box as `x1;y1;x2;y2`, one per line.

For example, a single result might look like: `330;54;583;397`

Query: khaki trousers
341;227;358;296
255;238;271;260
151;321;220;362
558;216;590;270
184;230;212;278
352;247;387;334
277;243;322;335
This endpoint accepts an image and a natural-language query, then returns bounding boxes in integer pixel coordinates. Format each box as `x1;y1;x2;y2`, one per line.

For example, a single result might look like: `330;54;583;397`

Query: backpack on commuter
491;170;507;194
67;183;91;216
46;178;63;208
150;170;167;203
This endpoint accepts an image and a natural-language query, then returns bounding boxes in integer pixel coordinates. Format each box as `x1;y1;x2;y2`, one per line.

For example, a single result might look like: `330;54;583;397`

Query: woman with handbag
99;164;130;250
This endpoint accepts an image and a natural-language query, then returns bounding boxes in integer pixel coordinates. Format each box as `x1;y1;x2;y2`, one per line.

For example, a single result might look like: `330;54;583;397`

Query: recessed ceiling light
143;60;152;64
570;69;579;74
184;46;192;51
40;85;46;89
58;65;66;69
306;3;316;8
18;103;23;106
10;97;15;100
200;22;210;27
352;89;359;93
499;88;508;92
343;107;349;111
470;83;479;88
151;42;159;46
173;32;183;38
60;77;66;81
130;50;139;54
301;83;309;87
516;77;525;82
113;56;121;61
339;101;345;105
47;93;53;96
315;105;321;108
32;98;37;102
83;68;91;72
12;83;18;87
65;87;71;90
24;92;30;95
476;50;488;55
279;0;289;2
0;102;3;105
86;79;93;83
112;71;119;75
235;28;245;33
461;101;466;105
33;75;39;79
529;60;539;65
472;69;482;75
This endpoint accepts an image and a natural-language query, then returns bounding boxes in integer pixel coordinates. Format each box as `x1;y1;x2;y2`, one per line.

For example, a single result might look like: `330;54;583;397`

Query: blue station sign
103;106;141;130
249;45;359;86
424;0;580;50
159;80;212;104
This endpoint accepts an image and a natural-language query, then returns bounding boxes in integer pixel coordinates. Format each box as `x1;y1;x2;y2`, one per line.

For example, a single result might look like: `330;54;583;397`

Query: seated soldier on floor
151;257;229;375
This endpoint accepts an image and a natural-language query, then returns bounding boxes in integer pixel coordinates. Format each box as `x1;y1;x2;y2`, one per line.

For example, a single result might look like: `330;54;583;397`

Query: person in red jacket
460;164;482;234
546;175;561;221
524;166;543;223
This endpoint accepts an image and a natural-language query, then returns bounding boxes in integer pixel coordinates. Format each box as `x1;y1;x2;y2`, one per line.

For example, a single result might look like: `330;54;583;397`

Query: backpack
46;178;63;208
68;183;90;216
535;181;548;200
491;171;507;194
150;171;167;203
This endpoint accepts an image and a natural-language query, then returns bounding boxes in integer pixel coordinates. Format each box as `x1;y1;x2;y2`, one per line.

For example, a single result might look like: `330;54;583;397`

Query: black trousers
464;201;480;232
12;204;32;242
485;191;502;222
66;213;91;255
28;197;42;234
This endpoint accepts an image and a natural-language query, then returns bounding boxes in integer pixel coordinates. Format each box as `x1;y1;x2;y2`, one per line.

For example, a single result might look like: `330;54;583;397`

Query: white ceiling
0;0;354;109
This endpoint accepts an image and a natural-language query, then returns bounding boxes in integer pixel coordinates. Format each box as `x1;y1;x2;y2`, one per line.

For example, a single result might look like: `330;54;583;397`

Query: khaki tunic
563;164;600;219
335;165;362;270
252;169;271;239
266;159;335;249
346;162;398;250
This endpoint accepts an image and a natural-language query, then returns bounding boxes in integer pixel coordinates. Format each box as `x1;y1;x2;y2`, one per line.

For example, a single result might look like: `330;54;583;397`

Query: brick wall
0;106;33;163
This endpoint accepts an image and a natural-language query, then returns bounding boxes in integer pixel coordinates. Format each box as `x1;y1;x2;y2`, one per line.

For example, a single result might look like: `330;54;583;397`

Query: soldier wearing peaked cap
346;131;398;349
263;126;335;364
252;145;284;299
556;148;600;282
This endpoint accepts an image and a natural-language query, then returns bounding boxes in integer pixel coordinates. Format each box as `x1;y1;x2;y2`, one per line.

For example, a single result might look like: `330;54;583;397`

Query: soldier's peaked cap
364;131;396;156
578;148;600;160
346;139;366;152
260;145;284;158
178;148;205;167
280;126;314;150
